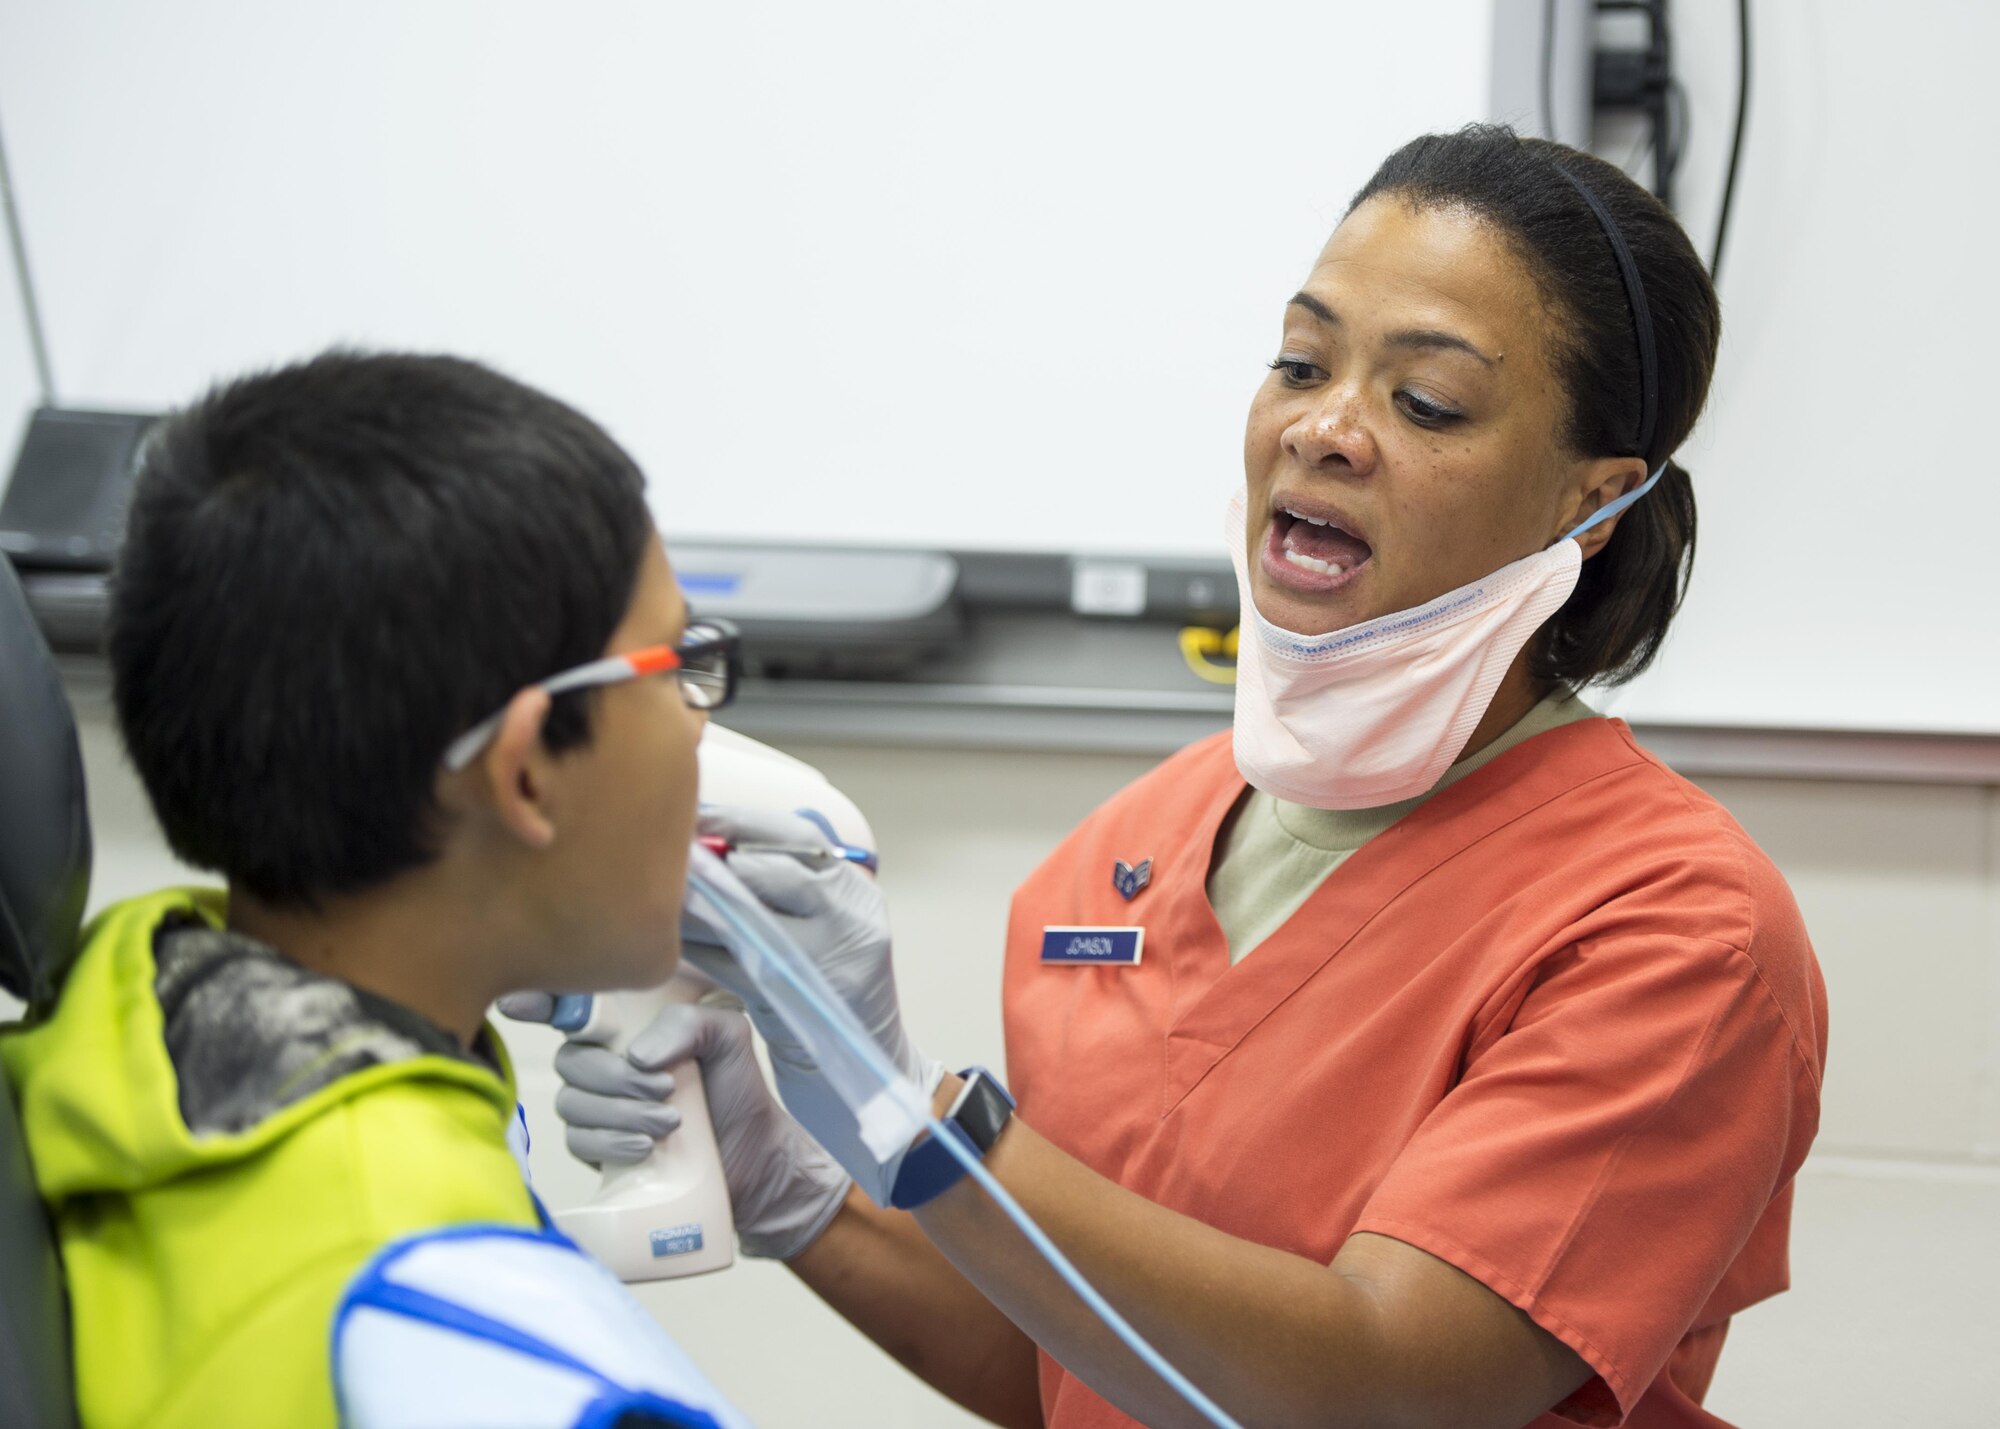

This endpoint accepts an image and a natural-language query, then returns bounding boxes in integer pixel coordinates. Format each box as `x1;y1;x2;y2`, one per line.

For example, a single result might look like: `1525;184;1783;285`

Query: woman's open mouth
1261;502;1374;595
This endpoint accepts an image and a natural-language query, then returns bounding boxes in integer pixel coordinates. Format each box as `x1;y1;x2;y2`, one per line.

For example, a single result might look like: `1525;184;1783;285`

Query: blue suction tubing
683;856;1245;1429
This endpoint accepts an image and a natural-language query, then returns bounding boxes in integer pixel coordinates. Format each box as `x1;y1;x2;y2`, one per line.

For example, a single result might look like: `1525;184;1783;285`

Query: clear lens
675;622;738;710
678;662;729;709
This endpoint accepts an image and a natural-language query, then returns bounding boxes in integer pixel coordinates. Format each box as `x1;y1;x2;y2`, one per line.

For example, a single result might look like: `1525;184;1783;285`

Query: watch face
955;1069;1014;1153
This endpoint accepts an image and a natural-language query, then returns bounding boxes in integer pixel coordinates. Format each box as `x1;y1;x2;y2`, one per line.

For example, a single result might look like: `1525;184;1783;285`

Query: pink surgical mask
1226;469;1660;809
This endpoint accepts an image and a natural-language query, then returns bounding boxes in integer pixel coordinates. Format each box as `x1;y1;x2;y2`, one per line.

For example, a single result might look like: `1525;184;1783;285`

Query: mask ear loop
1562;461;1667;544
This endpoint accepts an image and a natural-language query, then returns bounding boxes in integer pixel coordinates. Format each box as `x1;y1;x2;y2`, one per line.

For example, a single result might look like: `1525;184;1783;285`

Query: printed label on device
650;1224;705;1258
1040;926;1145;966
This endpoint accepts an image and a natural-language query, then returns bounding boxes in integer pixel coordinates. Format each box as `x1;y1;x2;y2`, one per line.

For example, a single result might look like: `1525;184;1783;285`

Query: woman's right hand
502;994;851;1261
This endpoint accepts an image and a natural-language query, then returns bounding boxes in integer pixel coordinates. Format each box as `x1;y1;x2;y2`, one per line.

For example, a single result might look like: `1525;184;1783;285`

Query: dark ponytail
1349;126;1720;686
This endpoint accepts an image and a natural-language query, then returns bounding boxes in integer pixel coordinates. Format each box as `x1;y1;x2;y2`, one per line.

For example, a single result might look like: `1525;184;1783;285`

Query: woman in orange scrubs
558;126;1825;1429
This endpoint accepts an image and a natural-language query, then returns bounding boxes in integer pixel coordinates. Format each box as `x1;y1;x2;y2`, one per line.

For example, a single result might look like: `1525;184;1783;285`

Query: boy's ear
479;688;559;850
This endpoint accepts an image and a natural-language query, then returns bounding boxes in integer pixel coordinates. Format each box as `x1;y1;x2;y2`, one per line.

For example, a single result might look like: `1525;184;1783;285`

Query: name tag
1040;926;1145;966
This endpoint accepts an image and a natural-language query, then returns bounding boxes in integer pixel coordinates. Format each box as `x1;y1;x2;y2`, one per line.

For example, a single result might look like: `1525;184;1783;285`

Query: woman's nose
1284;390;1377;476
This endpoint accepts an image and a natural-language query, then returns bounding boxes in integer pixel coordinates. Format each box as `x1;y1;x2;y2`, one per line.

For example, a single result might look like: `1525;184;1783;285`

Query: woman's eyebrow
1288;291;1341;326
1287;291;1497;367
1385;328;1496;366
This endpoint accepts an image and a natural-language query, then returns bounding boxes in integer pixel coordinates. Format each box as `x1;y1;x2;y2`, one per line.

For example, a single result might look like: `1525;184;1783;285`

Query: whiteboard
2;2;1995;736
0;0;1492;561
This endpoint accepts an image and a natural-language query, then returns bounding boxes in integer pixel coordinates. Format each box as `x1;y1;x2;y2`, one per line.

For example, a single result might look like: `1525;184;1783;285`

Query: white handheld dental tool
548;971;737;1281
550;725;878;1283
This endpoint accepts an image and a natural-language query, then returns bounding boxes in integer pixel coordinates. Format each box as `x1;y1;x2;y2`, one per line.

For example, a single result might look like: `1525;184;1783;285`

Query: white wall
29;689;2000;1427
1587;0;2000;736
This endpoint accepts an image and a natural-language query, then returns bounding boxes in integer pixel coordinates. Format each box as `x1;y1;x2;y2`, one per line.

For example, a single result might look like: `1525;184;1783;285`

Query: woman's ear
479;687;559;849
1560;456;1651;559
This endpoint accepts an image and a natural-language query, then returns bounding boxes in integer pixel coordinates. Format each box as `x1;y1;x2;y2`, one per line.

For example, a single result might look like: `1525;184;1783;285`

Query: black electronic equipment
0;408;156;651
0;407;152;571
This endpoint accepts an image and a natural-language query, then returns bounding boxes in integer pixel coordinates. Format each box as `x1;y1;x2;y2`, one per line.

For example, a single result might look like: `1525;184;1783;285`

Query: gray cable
0;106;56;404
1710;0;1751;283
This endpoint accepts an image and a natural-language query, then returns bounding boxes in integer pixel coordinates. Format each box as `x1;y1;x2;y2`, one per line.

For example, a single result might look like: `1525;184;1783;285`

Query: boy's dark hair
110;351;652;908
1351;125;1722;687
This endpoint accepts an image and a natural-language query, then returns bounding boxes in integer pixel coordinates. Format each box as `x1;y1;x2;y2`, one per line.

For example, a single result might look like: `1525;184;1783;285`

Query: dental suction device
549;726;878;1283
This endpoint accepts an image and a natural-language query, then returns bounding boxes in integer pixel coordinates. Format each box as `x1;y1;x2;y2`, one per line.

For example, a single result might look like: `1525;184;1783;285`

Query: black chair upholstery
0;1062;74;1429
0;559;92;1010
0;553;87;1429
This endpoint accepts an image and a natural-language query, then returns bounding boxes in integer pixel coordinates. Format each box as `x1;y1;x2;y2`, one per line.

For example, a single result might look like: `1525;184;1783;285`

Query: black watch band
888;1066;1016;1211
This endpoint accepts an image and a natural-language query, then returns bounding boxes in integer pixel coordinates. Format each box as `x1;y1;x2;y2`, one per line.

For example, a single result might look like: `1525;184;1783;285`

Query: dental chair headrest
0;558;91;1011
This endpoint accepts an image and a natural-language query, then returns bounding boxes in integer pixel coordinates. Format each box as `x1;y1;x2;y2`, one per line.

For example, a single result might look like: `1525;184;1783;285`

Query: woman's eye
1266;356;1324;387
1396;390;1462;427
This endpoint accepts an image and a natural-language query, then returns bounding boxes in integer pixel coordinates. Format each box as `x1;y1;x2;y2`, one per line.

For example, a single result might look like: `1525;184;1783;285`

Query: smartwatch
888;1066;1016;1211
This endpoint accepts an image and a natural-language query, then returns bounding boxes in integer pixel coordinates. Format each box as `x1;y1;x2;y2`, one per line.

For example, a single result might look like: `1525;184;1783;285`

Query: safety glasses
442;618;740;772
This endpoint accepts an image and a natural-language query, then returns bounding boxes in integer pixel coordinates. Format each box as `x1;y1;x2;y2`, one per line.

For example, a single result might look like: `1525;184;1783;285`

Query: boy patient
0;352;774;1427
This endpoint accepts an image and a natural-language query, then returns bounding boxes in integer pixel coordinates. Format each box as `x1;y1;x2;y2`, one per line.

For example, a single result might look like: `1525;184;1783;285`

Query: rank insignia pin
1112;858;1152;902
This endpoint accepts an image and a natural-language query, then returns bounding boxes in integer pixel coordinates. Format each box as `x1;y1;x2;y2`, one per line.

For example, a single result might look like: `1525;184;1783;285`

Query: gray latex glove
681;806;944;1205
499;993;850;1260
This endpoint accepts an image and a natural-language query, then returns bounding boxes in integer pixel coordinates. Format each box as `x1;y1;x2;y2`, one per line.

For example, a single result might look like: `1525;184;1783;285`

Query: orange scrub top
1002;718;1826;1429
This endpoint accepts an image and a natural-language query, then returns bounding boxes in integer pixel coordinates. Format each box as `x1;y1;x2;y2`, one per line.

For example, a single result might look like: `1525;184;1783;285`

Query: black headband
1555;166;1658;462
